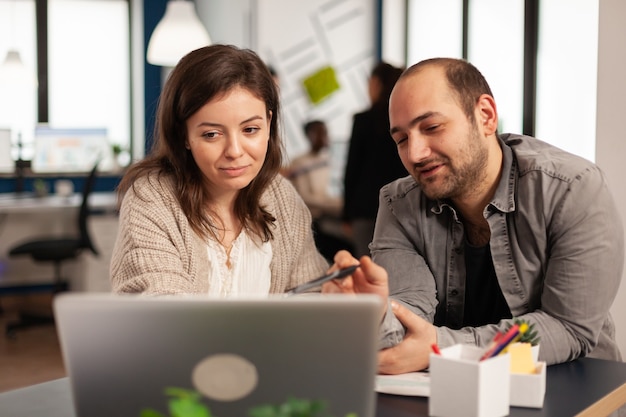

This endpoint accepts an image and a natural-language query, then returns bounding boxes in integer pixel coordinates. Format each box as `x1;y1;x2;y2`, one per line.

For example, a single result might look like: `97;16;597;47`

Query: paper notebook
375;372;431;397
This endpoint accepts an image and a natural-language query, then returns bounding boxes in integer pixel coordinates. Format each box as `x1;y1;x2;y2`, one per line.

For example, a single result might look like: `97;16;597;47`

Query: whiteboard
254;0;377;160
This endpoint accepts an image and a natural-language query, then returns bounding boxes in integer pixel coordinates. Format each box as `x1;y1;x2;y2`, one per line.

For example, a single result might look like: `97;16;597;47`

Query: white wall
597;0;626;359
195;0;252;49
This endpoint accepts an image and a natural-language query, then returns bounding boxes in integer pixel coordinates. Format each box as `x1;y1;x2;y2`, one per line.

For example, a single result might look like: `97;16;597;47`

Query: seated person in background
110;44;328;296
288;120;342;219
287;120;353;261
324;57;624;373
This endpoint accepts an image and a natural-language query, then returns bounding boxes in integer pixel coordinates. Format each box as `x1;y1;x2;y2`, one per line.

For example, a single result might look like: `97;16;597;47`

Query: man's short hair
401;58;494;121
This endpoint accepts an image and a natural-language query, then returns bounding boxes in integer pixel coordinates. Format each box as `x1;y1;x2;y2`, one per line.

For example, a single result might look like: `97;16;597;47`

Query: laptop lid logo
192;353;258;402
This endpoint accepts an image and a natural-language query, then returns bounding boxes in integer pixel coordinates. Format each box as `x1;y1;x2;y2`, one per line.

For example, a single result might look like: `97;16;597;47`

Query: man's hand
321;250;388;297
378;301;437;374
321;250;389;318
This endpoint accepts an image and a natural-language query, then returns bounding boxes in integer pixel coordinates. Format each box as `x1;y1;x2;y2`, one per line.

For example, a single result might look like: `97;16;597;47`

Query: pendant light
146;0;211;67
0;49;37;88
1;0;37;88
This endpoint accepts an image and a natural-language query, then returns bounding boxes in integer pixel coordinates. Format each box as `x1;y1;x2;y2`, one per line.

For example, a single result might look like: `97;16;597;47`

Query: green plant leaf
169;397;211;417
142;387;354;417
140;409;168;417
164;387;202;400
249;404;278;417
505;318;540;346
249;397;335;417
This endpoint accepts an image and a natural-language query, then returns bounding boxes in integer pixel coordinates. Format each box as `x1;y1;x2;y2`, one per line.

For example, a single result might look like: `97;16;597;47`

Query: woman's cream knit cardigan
110;174;329;295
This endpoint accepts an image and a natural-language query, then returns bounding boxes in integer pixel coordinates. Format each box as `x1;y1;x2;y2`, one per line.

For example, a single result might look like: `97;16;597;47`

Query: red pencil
480;324;519;361
479;330;506;361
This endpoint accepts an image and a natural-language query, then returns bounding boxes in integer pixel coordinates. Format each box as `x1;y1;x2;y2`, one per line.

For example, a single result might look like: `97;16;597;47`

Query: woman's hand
377;301;437;374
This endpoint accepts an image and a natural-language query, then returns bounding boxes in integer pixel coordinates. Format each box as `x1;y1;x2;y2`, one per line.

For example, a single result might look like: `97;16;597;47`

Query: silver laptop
53;293;381;417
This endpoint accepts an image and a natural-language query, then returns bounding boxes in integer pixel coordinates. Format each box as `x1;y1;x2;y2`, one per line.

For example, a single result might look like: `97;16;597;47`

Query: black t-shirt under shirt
463;242;512;327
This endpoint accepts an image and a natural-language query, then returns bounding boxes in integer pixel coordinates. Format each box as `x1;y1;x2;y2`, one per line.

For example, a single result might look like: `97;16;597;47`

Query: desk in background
0;192;118;214
0;358;624;417
0;192;119;292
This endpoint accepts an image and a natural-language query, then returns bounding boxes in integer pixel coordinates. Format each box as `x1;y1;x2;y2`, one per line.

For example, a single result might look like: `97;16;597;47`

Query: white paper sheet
374;372;431;397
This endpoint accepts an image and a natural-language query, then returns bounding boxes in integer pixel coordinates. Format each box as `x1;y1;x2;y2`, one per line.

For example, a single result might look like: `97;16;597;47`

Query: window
381;0;406;68
0;0;131;166
406;0;463;65
48;0;130;155
0;0;37;160
535;0;598;162
467;0;524;135
384;0;598;162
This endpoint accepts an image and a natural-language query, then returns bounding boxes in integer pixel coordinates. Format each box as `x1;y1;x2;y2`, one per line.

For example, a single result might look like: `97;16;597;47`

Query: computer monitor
0;128;14;173
30;126;116;173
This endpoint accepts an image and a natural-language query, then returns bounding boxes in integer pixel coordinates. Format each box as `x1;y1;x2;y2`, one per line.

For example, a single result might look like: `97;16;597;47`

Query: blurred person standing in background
342;62;407;257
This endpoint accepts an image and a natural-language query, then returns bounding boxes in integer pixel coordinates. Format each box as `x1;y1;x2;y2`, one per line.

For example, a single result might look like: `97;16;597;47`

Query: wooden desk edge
576;382;626;417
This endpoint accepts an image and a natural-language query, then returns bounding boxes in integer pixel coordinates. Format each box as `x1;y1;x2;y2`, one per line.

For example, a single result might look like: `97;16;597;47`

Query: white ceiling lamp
146;0;211;67
0;49;37;88
1;0;37;88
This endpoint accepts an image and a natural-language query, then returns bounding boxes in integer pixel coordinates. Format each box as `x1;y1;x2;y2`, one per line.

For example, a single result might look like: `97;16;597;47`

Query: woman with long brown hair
110;45;328;296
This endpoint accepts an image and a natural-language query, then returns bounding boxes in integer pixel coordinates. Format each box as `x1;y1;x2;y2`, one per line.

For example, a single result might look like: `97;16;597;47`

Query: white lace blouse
205;230;272;297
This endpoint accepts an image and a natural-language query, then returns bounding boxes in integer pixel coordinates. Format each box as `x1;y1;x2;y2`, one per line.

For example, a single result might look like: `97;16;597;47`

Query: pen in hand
286;264;360;295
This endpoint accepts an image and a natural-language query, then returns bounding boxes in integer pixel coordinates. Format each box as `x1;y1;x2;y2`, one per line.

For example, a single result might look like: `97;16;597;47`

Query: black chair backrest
78;162;100;256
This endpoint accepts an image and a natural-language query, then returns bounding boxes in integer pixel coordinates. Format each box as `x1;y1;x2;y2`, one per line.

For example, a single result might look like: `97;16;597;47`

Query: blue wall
0;176;121;194
143;0;167;154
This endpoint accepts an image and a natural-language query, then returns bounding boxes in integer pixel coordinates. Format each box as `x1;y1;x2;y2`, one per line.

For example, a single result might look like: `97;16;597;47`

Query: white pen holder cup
510;361;546;408
429;344;510;417
510;345;545;408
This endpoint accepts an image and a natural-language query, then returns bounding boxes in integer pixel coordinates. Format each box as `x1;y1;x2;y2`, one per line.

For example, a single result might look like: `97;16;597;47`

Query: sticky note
509;343;536;374
302;66;340;105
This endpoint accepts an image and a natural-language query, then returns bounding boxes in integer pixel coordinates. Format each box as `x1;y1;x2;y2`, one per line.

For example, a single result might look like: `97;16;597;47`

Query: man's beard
415;125;488;201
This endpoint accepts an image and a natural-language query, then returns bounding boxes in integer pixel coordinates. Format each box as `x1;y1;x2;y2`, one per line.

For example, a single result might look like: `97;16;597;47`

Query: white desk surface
0;192;118;214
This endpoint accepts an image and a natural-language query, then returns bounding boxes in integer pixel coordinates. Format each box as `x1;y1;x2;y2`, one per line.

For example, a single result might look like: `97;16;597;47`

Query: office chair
3;162;100;337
